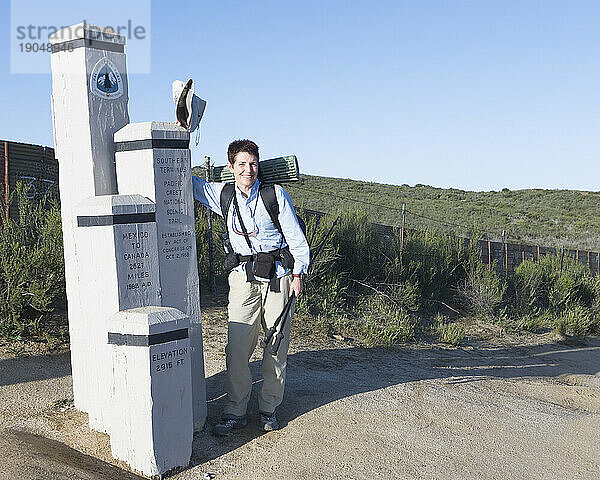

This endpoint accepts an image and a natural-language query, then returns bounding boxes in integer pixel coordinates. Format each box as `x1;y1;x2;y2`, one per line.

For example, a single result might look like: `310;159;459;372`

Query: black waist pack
252;252;276;279
280;247;295;270
225;252;240;270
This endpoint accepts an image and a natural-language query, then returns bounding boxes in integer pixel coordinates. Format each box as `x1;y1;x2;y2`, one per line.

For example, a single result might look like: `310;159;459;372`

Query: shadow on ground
4;430;146;480
191;337;600;466
0;350;71;387
2;335;598;473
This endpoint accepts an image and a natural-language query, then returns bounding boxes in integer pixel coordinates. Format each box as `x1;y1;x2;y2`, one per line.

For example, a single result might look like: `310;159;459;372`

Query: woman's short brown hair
227;139;259;165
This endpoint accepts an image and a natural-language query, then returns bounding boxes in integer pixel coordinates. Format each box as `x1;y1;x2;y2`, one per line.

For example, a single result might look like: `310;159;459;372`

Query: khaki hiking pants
223;270;295;417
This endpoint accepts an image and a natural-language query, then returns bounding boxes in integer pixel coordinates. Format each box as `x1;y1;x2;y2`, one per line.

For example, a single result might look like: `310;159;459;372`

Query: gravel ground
1;311;599;480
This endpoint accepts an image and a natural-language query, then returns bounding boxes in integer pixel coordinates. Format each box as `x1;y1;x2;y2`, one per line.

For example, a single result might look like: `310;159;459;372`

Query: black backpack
219;182;306;243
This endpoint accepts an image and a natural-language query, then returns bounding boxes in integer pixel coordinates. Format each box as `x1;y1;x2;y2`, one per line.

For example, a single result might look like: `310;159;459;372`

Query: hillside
192;168;600;250
286;175;600;250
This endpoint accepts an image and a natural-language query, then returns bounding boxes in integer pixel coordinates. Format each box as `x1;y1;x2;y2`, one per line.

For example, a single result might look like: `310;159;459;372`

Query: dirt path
1;314;599;480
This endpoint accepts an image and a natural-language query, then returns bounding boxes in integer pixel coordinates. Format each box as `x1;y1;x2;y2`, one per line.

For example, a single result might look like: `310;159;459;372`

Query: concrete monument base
108;307;193;477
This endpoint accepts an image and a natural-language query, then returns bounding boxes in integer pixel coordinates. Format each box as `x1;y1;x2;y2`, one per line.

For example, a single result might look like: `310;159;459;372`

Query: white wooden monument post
114;121;207;428
49;22;205;477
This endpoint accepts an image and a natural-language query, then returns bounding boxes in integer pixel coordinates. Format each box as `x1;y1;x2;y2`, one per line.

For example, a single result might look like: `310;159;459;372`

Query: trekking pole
310;216;339;265
266;292;296;355
270;293;297;354
261;216;340;355
307;213;322;248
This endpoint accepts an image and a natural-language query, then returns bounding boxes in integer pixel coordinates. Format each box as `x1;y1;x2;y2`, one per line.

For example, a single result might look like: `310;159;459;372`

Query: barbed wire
287;184;405;212
287;184;503;238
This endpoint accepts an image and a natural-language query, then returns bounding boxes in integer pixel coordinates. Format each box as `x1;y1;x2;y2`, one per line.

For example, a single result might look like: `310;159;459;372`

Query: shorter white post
108;307;193;478
74;194;159;433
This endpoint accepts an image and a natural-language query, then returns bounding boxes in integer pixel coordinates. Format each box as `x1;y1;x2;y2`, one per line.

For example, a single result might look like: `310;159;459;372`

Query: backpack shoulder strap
259;183;284;238
219;182;236;226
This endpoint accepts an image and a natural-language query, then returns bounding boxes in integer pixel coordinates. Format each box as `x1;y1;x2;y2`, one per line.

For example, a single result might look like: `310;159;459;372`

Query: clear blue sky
1;0;599;191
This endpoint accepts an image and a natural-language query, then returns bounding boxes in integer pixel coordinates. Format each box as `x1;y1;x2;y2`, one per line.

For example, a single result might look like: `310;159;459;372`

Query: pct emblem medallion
90;59;123;99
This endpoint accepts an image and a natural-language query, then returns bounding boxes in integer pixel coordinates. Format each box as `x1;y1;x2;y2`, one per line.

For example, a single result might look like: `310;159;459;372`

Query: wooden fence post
205;156;216;296
399;203;406;261
588;251;590;271
501;230;506;277
3;141;8;221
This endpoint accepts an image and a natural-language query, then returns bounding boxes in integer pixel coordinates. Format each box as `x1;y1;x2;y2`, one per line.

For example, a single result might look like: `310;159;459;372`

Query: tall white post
50;23;130;418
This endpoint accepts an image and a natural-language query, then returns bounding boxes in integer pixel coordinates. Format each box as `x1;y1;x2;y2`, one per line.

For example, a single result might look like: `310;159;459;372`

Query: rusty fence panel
2;140;59;221
1;141;7;220
299;208;600;276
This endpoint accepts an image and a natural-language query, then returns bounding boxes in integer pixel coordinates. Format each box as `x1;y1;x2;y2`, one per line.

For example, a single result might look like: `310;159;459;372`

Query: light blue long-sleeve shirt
192;177;310;278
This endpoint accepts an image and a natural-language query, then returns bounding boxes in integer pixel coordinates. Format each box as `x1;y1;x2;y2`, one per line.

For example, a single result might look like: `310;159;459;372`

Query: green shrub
195;202;229;287
400;230;469;307
332;212;382;281
386;280;420;312
548;262;593;311
298;271;347;317
358;304;417;347
436;322;465;346
297;214;348;317
513;314;550;333
457;261;505;316
586;275;600;317
194;195;600;344
511;255;594;316
554;305;599;337
0;187;65;338
433;313;465;346
511;258;551;314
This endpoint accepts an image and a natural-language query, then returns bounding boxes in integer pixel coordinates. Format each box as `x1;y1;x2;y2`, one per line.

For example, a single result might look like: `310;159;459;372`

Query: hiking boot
213;416;247;437
260;411;280;432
